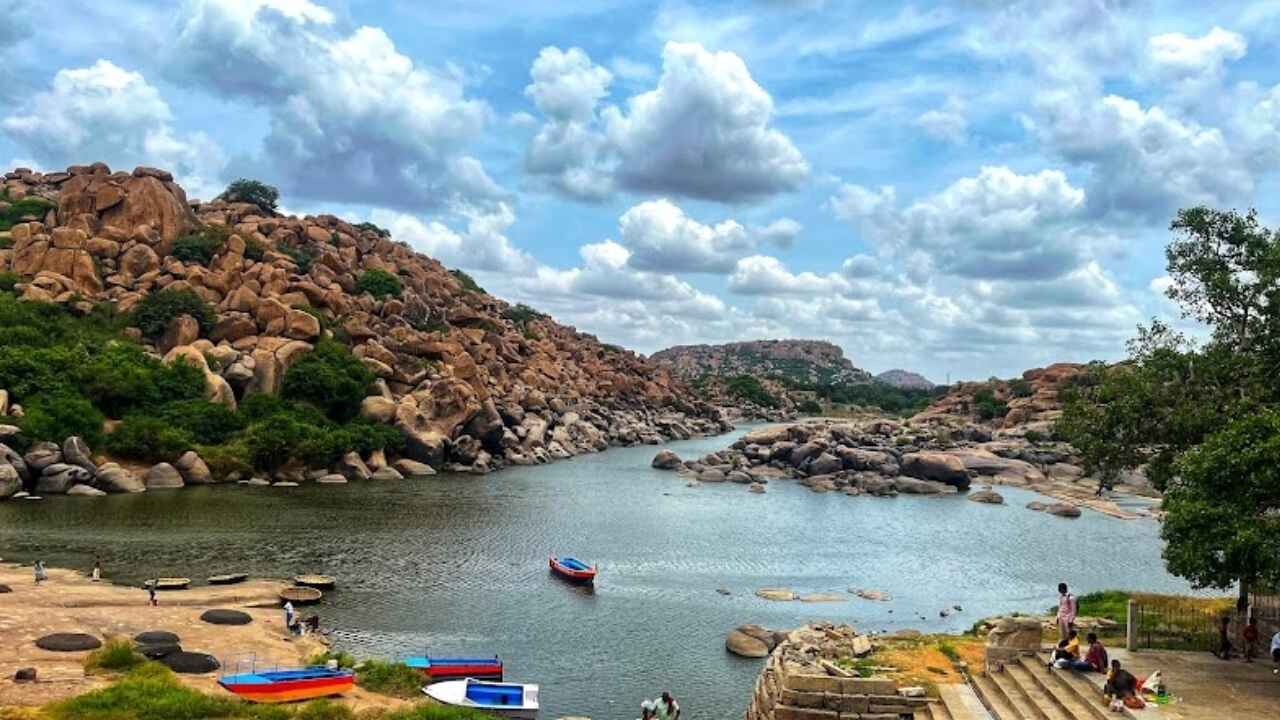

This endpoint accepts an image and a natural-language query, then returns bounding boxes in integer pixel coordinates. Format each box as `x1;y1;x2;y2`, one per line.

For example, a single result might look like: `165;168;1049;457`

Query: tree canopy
1057;207;1280;600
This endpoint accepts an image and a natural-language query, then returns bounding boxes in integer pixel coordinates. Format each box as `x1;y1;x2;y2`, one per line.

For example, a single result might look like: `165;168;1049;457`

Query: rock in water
755;587;796;601
95;464;145;493
66;484;106;497
1046;502;1082;518
0;463;20;499
725;628;770;658
61;436;97;474
175;451;213;484
144;463;184;489
651;449;682;470
968;489;1005;504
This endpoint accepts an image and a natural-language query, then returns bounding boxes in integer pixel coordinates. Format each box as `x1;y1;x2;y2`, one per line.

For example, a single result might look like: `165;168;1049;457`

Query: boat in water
405;654;503;682
218;666;354;703
549;556;596;584
423;678;539;718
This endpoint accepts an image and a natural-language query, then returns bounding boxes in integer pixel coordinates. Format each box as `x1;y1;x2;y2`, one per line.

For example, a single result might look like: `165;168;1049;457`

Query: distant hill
876;369;935;390
651;340;873;386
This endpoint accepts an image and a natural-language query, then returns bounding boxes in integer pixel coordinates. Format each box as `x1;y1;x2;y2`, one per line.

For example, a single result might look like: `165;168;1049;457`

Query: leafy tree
104;415;194;462
280;339;375;422
725;375;779;408
449;269;484;293
356;269;402;299
972;389;1008;420
18;390;105;446
0;271;18;292
1057;206;1280;603
219;178;279;213
130;289;215;339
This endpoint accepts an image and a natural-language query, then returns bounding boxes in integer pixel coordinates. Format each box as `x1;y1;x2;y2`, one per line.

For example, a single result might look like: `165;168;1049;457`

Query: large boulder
807;452;842;476
725;628;770;658
968;489;1005;504
900;451;970;489
0;463;19;499
651;449;683;470
0;443;29;483
36;463;92;494
144;463;184;490
61;436;97;474
174;451;213;485
1046;502;1082;518
392;458;436;477
892;476;952;495
66;484;106;497
23;442;62;474
95;464;145;493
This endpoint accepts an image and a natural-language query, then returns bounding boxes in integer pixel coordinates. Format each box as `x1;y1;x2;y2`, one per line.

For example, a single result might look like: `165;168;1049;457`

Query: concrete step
1016;657;1109;720
989;667;1051;719
937;683;993;720
1004;663;1073;720
1033;653;1141;720
969;672;1022;720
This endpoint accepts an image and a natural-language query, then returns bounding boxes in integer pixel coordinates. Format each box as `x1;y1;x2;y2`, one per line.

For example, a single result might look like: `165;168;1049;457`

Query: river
0;425;1193;718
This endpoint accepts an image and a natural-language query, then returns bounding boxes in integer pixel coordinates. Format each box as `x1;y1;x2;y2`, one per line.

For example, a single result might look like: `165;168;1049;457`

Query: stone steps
1016;657;1109;720
913;685;995;720
969;652;1144;720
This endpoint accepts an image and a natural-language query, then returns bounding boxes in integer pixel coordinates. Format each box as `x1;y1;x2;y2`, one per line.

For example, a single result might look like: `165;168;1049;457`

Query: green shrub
293;700;354;720
156;399;246;444
973;389;1008;420
18;390;105;445
0;193;55;231
355;659;423;698
50;662;243;720
285;246;315;273
170;226;229;266
0;270;18;292
1008;378;1034;398
194;441;252;480
1024;430;1046;443
85;637;145;673
80;344;205;418
306;650;356;669
355;221;390;238
797;399;823;414
130;288;215;339
242;417;310;472
355;269;401;299
219;178;279;213
244;237;267;262
936;641;960;662
449;268;483;293
0;235;11;249
502;303;545;327
105;415;194;462
281;340;375;422
726;375;778;408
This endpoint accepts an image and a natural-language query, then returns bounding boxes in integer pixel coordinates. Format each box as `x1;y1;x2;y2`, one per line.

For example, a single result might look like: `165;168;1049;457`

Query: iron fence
1133;601;1223;652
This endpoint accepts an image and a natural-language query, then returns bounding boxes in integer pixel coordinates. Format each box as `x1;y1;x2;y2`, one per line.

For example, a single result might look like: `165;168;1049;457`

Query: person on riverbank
654;691;680;720
1271;629;1280;673
1103;659;1137;701
283;601;295;634
1242;617;1259;662
147;581;157;606
1071;632;1108;672
1214;615;1233;660
33;560;47;584
1055;582;1077;640
1050;628;1081;668
91;558;101;583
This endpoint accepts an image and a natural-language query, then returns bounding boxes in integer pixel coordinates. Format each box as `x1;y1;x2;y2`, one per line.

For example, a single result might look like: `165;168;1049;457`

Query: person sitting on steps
1050;628;1081;669
1103;659;1137;700
1070;632;1108;673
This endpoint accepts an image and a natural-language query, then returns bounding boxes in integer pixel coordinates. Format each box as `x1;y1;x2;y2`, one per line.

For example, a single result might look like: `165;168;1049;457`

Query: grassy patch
448;269;483;294
0;192;55;231
355;659;423;698
84;637;145;674
935;640;960;663
307;650;356;669
375;707;495;720
356;269;402;299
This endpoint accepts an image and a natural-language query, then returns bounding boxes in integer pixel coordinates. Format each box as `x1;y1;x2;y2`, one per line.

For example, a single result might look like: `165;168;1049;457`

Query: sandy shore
0;561;405;711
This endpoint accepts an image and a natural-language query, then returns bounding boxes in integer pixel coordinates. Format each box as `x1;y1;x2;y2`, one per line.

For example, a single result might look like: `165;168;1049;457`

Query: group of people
638;691;680;719
1049;582;1144;709
1216;614;1280;670
282;600;321;636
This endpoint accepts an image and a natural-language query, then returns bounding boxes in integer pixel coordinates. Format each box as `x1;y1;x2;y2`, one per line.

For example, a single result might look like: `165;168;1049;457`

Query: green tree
219;178;279;213
356;269;402;299
280;339;375;422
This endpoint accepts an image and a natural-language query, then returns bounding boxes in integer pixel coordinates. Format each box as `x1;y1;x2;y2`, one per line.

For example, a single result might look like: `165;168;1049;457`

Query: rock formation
874;368;935;390
912;362;1087;434
0;163;731;494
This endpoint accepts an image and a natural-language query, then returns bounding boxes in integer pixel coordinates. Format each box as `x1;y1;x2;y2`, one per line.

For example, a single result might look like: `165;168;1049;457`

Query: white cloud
171;0;496;211
729;255;851;296
369;201;534;274
1;59;226;198
612;199;800;274
1148;26;1246;77
915;97;968;144
523;41;808;203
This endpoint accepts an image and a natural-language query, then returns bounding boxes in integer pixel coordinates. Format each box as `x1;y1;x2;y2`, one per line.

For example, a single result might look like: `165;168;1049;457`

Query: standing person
147;581;158;607
283;600;295;633
655;691;680;720
638;700;656;720
33;560;47;584
91;558;101;583
1214;615;1233;660
1271;629;1280;674
1242;616;1259;662
1055;583;1077;640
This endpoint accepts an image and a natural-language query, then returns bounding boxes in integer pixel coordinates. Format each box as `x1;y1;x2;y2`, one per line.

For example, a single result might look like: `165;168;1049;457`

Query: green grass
355;659;423;698
306;650;356;669
0;191;55;231
935;641;960;662
833;657;877;678
379;707;505;720
84;637;146;673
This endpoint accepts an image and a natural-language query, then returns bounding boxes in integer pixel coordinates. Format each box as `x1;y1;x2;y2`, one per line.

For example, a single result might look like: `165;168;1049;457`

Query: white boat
423;678;539;718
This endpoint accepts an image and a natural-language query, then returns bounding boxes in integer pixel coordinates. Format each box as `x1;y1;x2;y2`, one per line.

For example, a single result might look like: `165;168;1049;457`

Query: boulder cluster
0;163;730;488
653;418;1156;512
912;362;1087;432
0;433;211;498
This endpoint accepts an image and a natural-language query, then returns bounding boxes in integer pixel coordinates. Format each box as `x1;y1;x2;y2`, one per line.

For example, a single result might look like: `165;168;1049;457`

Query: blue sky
3;1;1279;381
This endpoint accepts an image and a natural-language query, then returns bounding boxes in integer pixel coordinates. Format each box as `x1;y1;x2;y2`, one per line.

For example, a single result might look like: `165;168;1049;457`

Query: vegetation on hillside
0;189;55;231
0;293;400;471
723;374;779;408
219;178;279;213
793;379;946;416
1058;207;1280;604
355;269;402;299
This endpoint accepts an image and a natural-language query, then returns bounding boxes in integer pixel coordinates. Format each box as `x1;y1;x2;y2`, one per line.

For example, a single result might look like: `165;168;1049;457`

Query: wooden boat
207;573;248;585
293;574;336;589
279;586;322;605
146;577;191;591
549;556;596;584
423;678;539;718
218;666;353;703
404;655;503;682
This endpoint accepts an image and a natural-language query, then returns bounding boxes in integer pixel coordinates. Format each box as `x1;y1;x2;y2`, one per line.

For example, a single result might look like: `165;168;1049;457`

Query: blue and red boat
404;654;503;682
549;555;596;584
218;666;354;703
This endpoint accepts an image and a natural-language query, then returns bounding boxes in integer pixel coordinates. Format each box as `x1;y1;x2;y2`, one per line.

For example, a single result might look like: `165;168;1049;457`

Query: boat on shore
549;556;596;584
294;574;336;589
146;577;191;591
279;586;323;605
405;654;503;682
218;666;354;703
207;573;248;585
423;678;539;718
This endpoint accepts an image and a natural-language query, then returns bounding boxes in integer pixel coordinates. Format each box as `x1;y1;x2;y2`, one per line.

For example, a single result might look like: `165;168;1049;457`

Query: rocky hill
653;340;871;387
0;162;728;497
910;363;1086;433
875;368;935;390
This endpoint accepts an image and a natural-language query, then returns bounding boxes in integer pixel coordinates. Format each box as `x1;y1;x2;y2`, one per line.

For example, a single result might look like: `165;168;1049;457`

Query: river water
0;425;1193;718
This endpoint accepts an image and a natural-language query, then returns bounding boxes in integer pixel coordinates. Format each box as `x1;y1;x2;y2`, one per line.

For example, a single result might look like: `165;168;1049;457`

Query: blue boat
424;678;539;718
404;654;503;682
549;555;596;583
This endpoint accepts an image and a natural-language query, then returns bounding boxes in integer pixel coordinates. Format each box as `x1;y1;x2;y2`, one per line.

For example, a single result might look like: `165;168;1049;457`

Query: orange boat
218;666;354;703
549;555;597;584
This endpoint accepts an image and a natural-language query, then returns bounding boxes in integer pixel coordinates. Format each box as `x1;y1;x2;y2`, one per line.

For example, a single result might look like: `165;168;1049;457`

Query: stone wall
745;625;926;720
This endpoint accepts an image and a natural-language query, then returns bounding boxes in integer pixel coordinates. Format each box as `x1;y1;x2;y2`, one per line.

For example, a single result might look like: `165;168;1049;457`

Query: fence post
1126;599;1138;651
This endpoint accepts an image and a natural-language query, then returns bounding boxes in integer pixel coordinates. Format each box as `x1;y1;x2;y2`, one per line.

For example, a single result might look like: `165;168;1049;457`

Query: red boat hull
220;675;353;703
549;556;596;583
424;663;503;680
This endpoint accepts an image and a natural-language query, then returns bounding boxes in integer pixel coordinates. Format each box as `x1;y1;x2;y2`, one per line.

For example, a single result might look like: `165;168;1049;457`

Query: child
1215;615;1232;660
1243;617;1259;662
91;558;101;583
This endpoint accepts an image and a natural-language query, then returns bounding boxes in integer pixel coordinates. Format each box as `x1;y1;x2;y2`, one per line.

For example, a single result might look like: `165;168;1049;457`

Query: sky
3;0;1279;382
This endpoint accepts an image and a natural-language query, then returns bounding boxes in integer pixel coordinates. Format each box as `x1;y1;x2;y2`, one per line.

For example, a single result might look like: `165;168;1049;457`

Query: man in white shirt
1271;630;1280;673
655;691;680;720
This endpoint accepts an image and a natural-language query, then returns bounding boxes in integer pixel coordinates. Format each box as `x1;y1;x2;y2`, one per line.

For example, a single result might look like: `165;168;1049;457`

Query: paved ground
1098;648;1280;719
